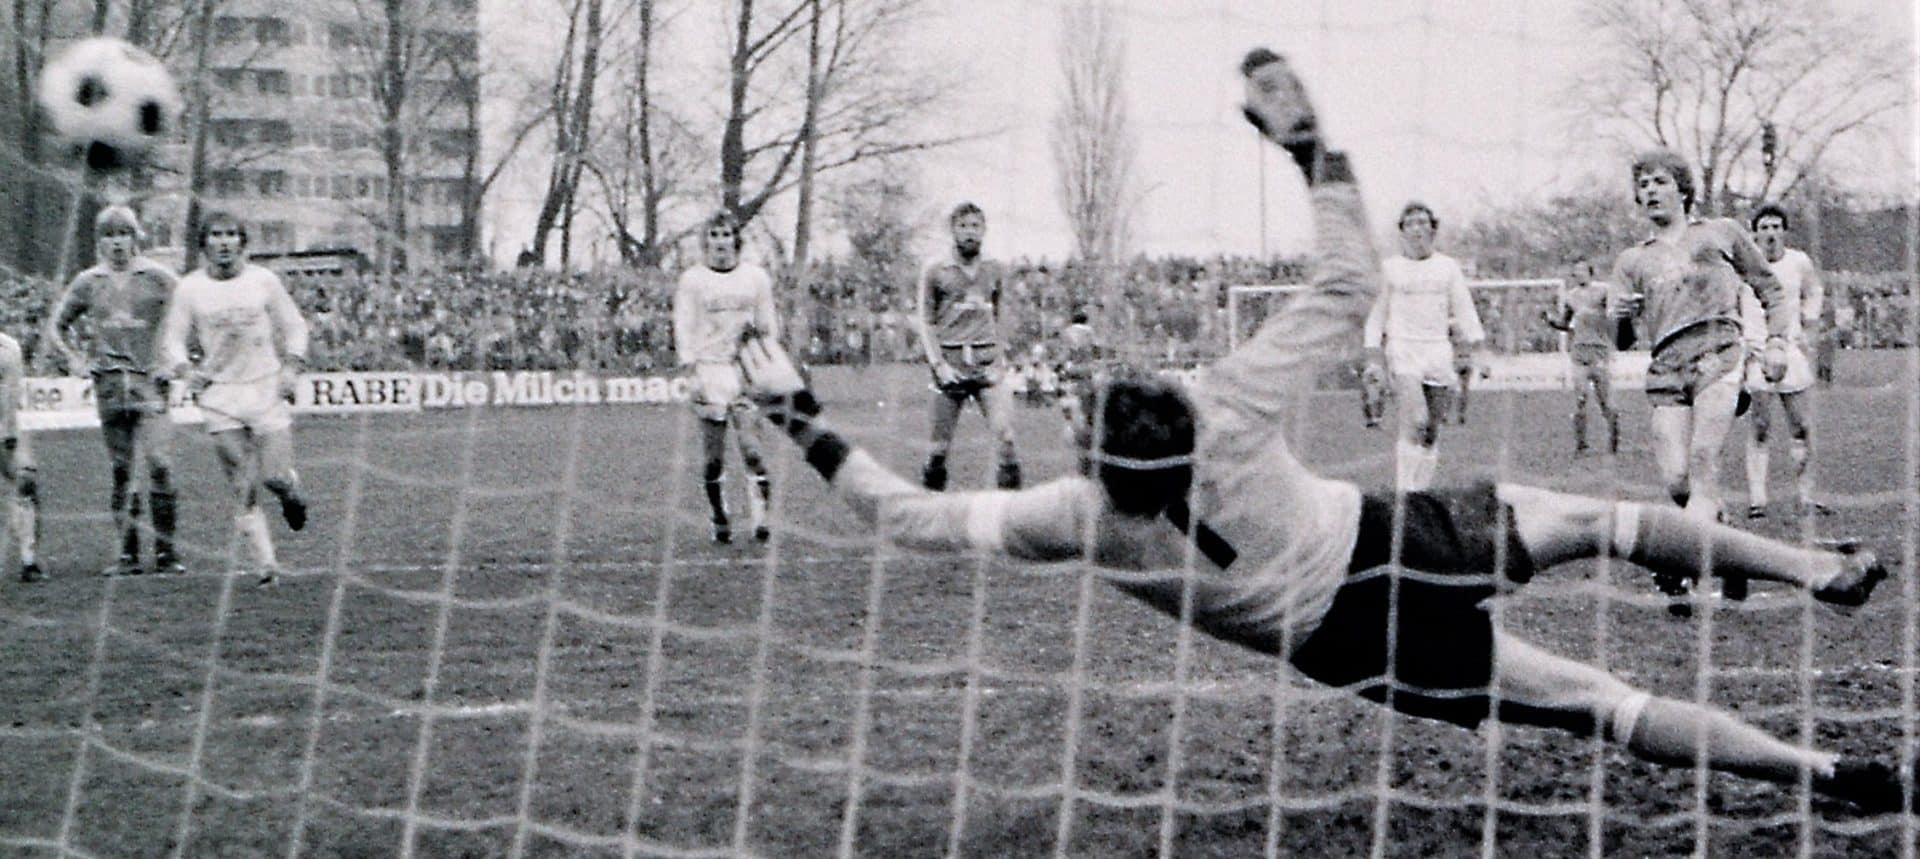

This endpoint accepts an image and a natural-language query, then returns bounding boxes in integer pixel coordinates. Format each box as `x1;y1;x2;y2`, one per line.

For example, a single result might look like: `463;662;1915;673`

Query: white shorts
1386;340;1458;388
690;362;750;422
1743;340;1814;394
198;380;292;434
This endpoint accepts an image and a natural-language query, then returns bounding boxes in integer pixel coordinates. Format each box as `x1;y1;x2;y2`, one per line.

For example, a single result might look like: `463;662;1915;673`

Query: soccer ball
37;37;182;171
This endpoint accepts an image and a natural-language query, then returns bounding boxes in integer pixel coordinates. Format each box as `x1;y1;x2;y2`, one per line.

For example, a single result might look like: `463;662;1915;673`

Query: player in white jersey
1363;201;1488;491
0;333;41;582
1739;202;1828;520
157;213;311;585
46;206;183;576
731;47;1906;815
673;211;776;544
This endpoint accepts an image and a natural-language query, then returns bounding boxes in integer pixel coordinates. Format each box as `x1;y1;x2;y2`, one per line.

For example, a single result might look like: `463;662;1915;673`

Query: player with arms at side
157;213;310;585
0;332;41;582
1363;201;1488;491
733;48;1908;814
673;211;777;544
1740;202;1828;520
45;206;183;576
1054;308;1101;424
917;202;1022;491
1542;256;1620;455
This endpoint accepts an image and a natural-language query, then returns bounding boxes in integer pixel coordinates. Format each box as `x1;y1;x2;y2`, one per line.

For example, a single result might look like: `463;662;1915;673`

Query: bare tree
1050;1;1135;264
717;0;965;231
521;0;604;268
579;0;699;269
1567;0;1908;215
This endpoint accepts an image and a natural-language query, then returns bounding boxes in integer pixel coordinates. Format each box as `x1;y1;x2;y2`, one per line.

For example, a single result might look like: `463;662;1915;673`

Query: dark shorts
936;343;1001;398
1645;322;1743;407
1289;481;1535;729
93;370;168;421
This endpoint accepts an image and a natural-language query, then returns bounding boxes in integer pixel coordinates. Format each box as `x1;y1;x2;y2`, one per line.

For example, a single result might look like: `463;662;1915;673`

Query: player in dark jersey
45;206;182;576
1543;257;1620;454
915;203;1022;491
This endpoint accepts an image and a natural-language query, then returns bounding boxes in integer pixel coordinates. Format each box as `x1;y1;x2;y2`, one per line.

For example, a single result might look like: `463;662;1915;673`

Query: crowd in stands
0;257;1912;376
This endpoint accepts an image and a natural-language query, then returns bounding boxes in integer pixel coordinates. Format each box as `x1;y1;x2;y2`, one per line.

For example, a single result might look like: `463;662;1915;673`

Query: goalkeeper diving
732;49;1904;814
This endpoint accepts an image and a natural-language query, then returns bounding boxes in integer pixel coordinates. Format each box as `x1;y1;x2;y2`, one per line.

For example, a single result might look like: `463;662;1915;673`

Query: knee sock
1790;437;1813;503
151;469;177;560
1613;502;1838;589
1395;440;1437;492
12;493;35;567
703;460;728;524
238;508;277;570
1746;436;1770;506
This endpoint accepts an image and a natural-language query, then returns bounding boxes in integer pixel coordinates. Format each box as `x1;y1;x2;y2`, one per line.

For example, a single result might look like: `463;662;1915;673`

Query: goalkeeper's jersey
674;263;777;366
159;263;309;385
53;258;177;375
1364;253;1484;347
1739;248;1820;346
1611;218;1789;353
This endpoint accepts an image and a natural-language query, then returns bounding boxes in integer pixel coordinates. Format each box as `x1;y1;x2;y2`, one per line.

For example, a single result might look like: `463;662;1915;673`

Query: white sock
1397;440;1437;492
12;499;35;565
746;480;769;528
239;509;277;571
1789;438;1813;504
1746;436;1770;507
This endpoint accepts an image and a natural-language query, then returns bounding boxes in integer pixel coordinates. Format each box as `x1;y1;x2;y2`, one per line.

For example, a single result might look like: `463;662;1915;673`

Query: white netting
2;3;1917;858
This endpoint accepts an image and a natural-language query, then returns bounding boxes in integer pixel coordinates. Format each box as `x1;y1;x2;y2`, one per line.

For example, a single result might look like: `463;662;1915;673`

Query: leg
729;407;773;541
1592;366;1619;453
976;380;1023;489
4;445;39;581
135;414;182;571
1684;369;1743;523
256;427;306;531
1648;405;1693;508
1571;373;1591;453
214;429;277;583
1392;374;1438;492
922;389;965;490
1744;390;1775;515
1495;483;1886;606
100;416;143;574
1492;633;1835;785
697;418;732;543
1776;390;1826;514
1453;363;1472;423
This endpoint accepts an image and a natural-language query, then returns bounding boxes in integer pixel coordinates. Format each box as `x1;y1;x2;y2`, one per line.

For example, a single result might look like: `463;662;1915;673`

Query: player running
1542;257;1620;455
673;211;776;544
45;205;182;576
916;202;1022;491
732;48;1906;816
0;332;40;582
1610;150;1792;525
1363;200;1488;491
1739;202;1828;520
157;213;311;585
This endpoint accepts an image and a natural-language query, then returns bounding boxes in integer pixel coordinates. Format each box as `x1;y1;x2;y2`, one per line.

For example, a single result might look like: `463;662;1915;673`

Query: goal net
3;2;1917;859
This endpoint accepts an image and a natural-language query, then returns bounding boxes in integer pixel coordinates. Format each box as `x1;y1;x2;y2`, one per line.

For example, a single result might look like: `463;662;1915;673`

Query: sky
479;0;1917;267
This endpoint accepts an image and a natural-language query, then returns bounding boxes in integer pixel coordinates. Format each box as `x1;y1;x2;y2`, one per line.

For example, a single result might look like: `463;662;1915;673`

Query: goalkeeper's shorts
198;380;291;434
689;362;752;423
1742;339;1814;394
1290;481;1535;729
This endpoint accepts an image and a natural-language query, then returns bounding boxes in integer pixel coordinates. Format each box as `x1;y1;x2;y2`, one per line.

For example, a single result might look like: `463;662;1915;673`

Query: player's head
198;211;248;273
702;210;742;271
1397;201;1438;258
94;205;142;268
1631;148;1695;223
949;202;985;260
1567;255;1594;286
1071;370;1195;517
1750;201;1791;258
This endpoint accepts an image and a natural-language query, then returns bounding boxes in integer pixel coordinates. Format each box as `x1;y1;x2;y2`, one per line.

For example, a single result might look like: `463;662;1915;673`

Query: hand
738;332;807;399
1612;292;1644;318
277;368;299;402
1763;338;1790;384
930;360;961;386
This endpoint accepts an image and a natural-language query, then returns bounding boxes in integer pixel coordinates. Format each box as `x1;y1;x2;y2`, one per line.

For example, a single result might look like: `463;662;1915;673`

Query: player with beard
1739;202;1829;520
673;211;777;544
728;47;1908;817
916;202;1022;491
46;205;182;576
157;213;311;585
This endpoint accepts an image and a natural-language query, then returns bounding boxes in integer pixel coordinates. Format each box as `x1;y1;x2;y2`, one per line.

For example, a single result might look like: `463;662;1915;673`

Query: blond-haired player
157;212;310;585
46;205;182;575
673;211;776;544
